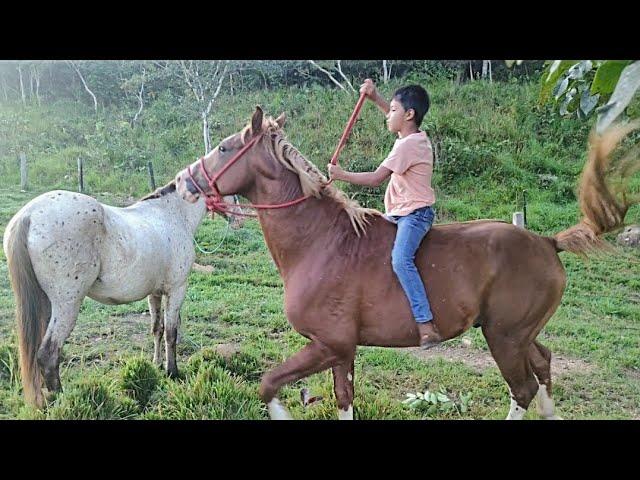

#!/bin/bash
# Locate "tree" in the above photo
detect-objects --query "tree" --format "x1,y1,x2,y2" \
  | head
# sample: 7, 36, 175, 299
120, 62, 149, 126
536, 60, 640, 132
68, 60, 98, 112
17, 62, 26, 106
178, 60, 229, 154
308, 60, 357, 93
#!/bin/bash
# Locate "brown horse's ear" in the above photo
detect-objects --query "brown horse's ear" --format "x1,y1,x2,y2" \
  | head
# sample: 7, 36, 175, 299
251, 106, 264, 137
275, 112, 286, 128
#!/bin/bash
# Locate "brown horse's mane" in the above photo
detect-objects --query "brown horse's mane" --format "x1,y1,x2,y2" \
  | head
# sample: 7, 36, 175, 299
241, 116, 381, 236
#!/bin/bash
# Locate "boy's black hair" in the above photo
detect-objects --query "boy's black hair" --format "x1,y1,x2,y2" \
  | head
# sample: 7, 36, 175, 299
392, 85, 430, 127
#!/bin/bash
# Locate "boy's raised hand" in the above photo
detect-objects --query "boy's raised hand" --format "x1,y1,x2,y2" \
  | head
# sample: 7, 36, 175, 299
328, 163, 345, 180
360, 78, 377, 99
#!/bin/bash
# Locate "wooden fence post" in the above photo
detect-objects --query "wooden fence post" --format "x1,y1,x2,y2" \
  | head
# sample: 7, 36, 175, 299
147, 161, 156, 191
20, 153, 27, 191
512, 212, 525, 228
77, 157, 84, 193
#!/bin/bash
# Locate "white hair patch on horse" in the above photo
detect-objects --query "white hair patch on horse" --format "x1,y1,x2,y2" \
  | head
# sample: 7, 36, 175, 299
268, 398, 293, 420
506, 398, 526, 420
338, 405, 353, 420
536, 385, 562, 420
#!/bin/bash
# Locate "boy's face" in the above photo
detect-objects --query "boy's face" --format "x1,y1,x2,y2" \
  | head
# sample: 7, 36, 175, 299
386, 99, 415, 133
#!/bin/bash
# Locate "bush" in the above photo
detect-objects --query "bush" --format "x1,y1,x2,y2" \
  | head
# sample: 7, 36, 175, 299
119, 357, 161, 408
48, 378, 138, 420
151, 364, 265, 420
0, 343, 19, 388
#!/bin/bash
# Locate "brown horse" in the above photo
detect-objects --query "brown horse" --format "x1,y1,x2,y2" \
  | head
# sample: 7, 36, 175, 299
173, 107, 639, 420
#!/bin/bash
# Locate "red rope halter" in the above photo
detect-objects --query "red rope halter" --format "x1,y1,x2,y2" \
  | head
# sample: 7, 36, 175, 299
187, 93, 367, 215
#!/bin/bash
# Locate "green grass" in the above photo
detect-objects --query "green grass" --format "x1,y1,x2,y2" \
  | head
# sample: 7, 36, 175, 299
0, 191, 637, 420
0, 77, 638, 419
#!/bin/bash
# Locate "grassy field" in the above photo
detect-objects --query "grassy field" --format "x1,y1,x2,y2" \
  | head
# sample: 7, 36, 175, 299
0, 77, 638, 419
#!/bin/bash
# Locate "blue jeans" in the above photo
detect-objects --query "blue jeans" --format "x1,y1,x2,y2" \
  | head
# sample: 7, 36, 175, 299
390, 206, 435, 323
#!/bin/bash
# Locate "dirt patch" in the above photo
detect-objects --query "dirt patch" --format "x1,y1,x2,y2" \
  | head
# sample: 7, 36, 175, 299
73, 312, 151, 357
626, 368, 640, 382
405, 343, 595, 377
110, 312, 150, 346
214, 343, 241, 359
192, 263, 215, 274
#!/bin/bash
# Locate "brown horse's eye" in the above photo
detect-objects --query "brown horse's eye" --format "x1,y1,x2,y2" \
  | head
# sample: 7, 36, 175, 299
219, 145, 226, 153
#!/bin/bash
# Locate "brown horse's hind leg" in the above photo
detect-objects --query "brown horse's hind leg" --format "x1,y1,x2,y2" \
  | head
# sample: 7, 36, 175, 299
259, 340, 343, 420
529, 340, 562, 419
148, 294, 163, 367
332, 356, 355, 420
482, 324, 539, 419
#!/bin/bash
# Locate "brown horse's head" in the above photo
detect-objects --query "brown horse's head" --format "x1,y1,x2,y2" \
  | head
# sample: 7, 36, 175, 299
175, 106, 286, 203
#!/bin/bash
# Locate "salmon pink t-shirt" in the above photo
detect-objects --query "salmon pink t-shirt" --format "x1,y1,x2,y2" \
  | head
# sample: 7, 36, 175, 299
381, 130, 435, 216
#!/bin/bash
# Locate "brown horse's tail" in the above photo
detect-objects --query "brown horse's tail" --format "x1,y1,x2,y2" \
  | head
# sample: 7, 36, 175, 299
554, 121, 640, 256
4, 215, 51, 408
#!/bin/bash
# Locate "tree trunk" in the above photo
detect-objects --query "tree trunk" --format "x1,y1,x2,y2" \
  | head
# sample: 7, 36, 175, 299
18, 64, 26, 106
309, 60, 347, 91
336, 61, 356, 93
133, 68, 145, 125
202, 112, 210, 155
482, 60, 488, 79
488, 60, 492, 82
1, 73, 8, 102
201, 63, 228, 154
179, 60, 228, 155
383, 60, 389, 83
29, 66, 34, 102
33, 65, 41, 105
133, 82, 144, 124
68, 61, 98, 112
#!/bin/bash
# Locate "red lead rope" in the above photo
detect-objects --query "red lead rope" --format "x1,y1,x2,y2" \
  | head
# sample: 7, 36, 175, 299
189, 92, 367, 214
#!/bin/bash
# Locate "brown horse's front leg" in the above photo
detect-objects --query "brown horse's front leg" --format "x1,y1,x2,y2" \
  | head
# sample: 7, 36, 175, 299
259, 340, 342, 420
332, 357, 355, 420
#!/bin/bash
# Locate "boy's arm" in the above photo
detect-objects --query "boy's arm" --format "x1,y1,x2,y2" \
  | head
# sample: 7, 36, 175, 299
370, 90, 390, 115
328, 163, 392, 187
360, 79, 390, 115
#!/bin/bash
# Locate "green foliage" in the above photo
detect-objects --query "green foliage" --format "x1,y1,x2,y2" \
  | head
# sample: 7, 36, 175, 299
0, 69, 639, 420
0, 343, 19, 389
591, 61, 634, 96
403, 387, 474, 417
47, 378, 138, 420
540, 60, 638, 122
148, 364, 265, 420
119, 356, 161, 408
539, 60, 581, 105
